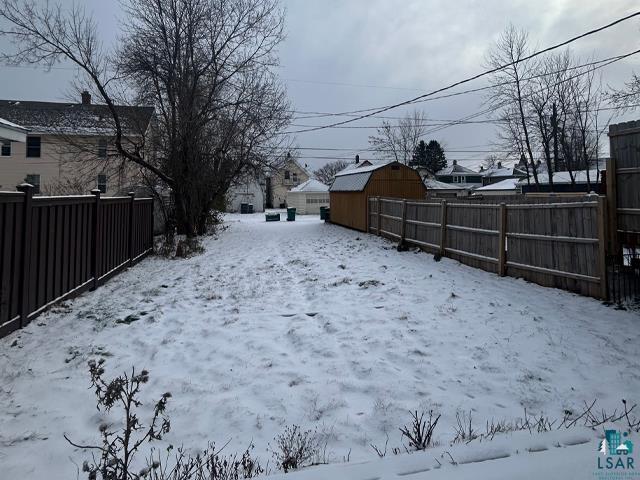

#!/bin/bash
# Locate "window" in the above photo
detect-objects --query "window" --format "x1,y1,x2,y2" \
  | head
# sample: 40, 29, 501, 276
26, 136, 41, 158
97, 139, 108, 158
292, 172, 298, 183
97, 174, 107, 194
25, 174, 40, 194
284, 170, 290, 180
1, 141, 10, 156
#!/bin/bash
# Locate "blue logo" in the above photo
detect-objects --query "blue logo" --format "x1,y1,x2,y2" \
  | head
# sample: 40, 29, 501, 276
596, 430, 636, 475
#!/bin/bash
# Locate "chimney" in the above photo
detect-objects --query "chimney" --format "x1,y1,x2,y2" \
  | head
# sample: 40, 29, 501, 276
452, 159, 457, 166
81, 90, 91, 105
479, 165, 484, 171
355, 154, 360, 164
497, 161, 502, 169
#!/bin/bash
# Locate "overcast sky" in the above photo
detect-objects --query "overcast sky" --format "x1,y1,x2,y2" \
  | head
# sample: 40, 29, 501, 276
1, 0, 639, 172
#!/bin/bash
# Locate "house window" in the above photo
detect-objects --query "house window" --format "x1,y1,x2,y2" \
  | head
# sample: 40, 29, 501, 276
97, 139, 108, 158
1, 140, 10, 156
284, 170, 290, 180
292, 172, 298, 183
26, 136, 41, 158
97, 174, 107, 194
25, 174, 41, 194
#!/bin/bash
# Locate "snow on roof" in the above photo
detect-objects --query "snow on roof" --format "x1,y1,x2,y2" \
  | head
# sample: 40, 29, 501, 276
423, 178, 465, 190
334, 160, 392, 177
331, 161, 396, 192
0, 117, 27, 132
519, 169, 602, 185
291, 179, 328, 192
436, 163, 479, 176
0, 99, 154, 136
481, 166, 526, 178
476, 178, 521, 191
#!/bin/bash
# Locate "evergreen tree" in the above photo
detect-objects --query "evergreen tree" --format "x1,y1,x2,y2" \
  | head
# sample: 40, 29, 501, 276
425, 140, 447, 173
411, 140, 429, 168
599, 438, 609, 455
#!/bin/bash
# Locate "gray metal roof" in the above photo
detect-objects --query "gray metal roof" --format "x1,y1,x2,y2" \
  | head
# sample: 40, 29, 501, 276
330, 171, 373, 192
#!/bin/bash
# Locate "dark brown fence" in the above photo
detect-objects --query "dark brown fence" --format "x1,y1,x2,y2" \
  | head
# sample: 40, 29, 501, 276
368, 196, 608, 299
0, 185, 153, 339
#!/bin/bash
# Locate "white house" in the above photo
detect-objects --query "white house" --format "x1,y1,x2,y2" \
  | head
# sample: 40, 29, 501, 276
286, 179, 329, 215
227, 175, 265, 213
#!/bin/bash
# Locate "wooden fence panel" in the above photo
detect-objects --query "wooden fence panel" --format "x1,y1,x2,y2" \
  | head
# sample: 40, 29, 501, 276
366, 196, 606, 299
0, 187, 154, 339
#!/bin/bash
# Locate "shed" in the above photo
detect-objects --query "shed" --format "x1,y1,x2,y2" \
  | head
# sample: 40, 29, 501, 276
286, 179, 330, 214
329, 161, 426, 231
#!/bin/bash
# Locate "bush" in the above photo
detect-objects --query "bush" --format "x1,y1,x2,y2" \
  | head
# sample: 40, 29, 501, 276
269, 425, 323, 473
399, 410, 440, 451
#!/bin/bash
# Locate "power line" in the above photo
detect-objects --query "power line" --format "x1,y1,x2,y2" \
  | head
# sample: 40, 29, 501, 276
284, 11, 640, 134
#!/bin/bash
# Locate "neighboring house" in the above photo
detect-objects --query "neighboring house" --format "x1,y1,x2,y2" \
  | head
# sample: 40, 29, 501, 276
473, 177, 521, 196
479, 162, 527, 186
423, 177, 468, 198
266, 155, 310, 208
286, 179, 329, 215
0, 93, 154, 195
435, 160, 483, 188
0, 117, 27, 144
519, 169, 605, 194
227, 174, 265, 213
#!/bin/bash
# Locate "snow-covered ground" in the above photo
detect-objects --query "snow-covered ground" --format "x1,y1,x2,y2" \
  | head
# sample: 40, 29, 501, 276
1, 213, 638, 478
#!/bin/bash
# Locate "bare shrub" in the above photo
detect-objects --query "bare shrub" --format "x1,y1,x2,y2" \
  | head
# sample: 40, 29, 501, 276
175, 238, 205, 258
65, 360, 172, 480
399, 410, 440, 451
452, 410, 478, 444
269, 425, 323, 472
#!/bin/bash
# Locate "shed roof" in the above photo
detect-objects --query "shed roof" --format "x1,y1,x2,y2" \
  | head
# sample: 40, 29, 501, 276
291, 179, 328, 192
475, 178, 520, 191
423, 178, 465, 190
330, 161, 394, 192
518, 169, 601, 185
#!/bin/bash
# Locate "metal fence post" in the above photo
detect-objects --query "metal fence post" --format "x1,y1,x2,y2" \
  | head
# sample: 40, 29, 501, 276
498, 203, 507, 276
439, 199, 448, 256
16, 183, 33, 328
597, 195, 609, 301
91, 189, 102, 290
128, 192, 135, 266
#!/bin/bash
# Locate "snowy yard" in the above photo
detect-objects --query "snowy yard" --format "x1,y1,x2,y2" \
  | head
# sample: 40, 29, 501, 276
1, 213, 639, 478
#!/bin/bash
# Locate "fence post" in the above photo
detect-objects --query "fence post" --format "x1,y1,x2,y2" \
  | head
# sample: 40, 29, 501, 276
605, 157, 618, 258
91, 189, 102, 291
377, 197, 382, 236
400, 199, 407, 246
498, 203, 507, 276
128, 192, 135, 267
439, 199, 448, 256
597, 195, 609, 301
16, 183, 33, 328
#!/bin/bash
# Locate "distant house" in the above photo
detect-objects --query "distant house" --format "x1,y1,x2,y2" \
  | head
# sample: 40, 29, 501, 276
286, 179, 329, 215
473, 177, 521, 196
0, 117, 27, 144
0, 93, 154, 195
227, 174, 265, 213
435, 160, 483, 188
423, 177, 468, 198
329, 161, 426, 231
479, 162, 527, 186
266, 155, 310, 208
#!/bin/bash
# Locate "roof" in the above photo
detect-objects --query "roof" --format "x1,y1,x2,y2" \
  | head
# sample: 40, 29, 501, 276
290, 179, 328, 192
423, 178, 465, 190
336, 160, 373, 175
481, 167, 526, 178
0, 116, 28, 142
0, 99, 154, 136
330, 161, 396, 192
335, 160, 391, 177
519, 169, 602, 185
436, 163, 479, 176
476, 178, 521, 191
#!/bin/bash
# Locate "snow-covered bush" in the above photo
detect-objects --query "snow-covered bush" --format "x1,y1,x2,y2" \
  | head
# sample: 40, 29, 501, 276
269, 425, 324, 472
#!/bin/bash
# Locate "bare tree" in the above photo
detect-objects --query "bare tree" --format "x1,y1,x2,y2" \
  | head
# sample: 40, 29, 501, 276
0, 0, 291, 236
368, 110, 427, 164
314, 159, 349, 185
486, 25, 540, 185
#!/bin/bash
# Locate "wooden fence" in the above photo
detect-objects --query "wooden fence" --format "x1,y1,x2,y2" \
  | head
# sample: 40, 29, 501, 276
368, 196, 608, 299
0, 185, 154, 339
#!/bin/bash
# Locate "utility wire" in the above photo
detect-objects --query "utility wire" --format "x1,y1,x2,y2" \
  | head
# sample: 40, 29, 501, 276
284, 11, 640, 134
